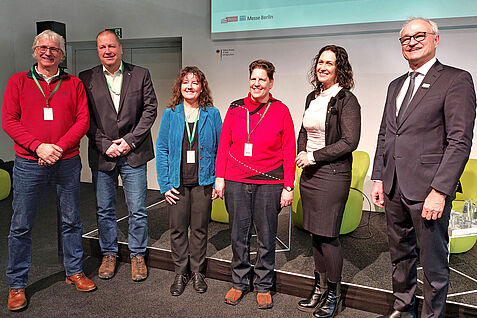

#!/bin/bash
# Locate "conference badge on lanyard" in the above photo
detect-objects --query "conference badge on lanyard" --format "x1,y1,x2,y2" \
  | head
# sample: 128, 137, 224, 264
185, 108, 200, 164
244, 143, 253, 157
244, 101, 271, 157
31, 67, 62, 121
44, 108, 53, 120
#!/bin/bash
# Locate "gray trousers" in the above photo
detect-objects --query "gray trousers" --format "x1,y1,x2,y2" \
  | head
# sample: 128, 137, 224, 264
385, 179, 453, 318
169, 185, 212, 274
224, 180, 282, 293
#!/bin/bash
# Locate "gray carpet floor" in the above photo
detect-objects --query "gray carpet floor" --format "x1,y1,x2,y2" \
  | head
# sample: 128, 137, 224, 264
0, 184, 378, 317
1, 182, 476, 316
97, 186, 477, 306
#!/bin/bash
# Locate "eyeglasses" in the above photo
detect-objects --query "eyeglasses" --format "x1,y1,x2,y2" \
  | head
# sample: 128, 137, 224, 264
35, 46, 62, 54
399, 32, 433, 45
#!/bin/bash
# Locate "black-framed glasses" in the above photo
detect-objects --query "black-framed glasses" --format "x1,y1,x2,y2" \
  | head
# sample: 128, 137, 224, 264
35, 46, 62, 54
399, 32, 433, 45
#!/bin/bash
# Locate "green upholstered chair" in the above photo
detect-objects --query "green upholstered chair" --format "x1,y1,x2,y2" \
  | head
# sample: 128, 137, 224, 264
291, 169, 304, 229
291, 151, 370, 235
449, 159, 477, 253
0, 169, 11, 200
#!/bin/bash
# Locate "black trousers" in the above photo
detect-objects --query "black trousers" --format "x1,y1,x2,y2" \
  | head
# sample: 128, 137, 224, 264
385, 178, 453, 318
169, 185, 212, 274
224, 180, 282, 293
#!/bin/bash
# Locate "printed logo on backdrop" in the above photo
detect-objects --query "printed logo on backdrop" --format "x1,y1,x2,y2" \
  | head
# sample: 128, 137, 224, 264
221, 15, 273, 24
216, 49, 235, 61
221, 16, 238, 24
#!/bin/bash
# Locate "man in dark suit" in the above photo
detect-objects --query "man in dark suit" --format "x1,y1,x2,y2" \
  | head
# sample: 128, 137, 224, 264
371, 18, 476, 318
79, 30, 157, 282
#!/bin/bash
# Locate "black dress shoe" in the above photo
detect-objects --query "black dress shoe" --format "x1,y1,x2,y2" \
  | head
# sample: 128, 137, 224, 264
170, 273, 189, 296
192, 272, 207, 293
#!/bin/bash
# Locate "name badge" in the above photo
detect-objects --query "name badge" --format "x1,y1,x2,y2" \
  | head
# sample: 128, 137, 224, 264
244, 143, 253, 157
422, 83, 430, 89
187, 150, 195, 163
44, 107, 53, 120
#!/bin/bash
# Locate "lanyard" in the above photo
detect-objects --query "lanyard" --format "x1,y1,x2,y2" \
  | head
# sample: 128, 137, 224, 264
31, 67, 62, 107
246, 101, 271, 142
106, 74, 123, 96
185, 108, 200, 148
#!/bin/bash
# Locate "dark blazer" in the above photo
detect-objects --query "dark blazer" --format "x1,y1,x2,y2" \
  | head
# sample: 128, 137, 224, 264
79, 62, 158, 171
371, 60, 476, 201
297, 88, 361, 173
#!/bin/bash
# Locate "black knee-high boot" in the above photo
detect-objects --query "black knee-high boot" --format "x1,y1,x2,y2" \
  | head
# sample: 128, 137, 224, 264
297, 272, 327, 312
313, 280, 341, 318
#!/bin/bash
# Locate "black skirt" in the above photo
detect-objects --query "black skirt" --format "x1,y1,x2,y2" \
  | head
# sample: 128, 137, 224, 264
300, 164, 351, 237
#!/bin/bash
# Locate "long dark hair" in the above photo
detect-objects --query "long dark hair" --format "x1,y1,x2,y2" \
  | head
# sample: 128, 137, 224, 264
168, 66, 214, 110
308, 45, 354, 92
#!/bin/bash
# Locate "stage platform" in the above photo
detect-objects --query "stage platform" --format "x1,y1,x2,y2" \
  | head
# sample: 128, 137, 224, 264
81, 187, 477, 317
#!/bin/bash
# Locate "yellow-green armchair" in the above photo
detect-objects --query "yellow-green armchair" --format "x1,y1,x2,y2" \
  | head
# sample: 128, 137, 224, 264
291, 151, 370, 235
449, 159, 477, 253
0, 169, 11, 201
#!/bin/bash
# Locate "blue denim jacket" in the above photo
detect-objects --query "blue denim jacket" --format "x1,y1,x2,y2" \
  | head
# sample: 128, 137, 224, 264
156, 103, 222, 194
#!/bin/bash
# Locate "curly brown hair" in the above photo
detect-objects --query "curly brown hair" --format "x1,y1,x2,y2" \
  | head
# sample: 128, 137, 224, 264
309, 45, 354, 92
168, 66, 214, 110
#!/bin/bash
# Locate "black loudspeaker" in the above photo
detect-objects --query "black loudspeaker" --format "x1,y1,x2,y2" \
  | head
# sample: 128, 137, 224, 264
36, 21, 67, 69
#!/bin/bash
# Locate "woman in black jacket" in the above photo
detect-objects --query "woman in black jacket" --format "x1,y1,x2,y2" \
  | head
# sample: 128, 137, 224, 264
295, 45, 361, 318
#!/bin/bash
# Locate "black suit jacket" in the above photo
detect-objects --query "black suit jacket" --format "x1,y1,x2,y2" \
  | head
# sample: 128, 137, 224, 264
297, 89, 361, 174
79, 62, 158, 171
372, 60, 476, 201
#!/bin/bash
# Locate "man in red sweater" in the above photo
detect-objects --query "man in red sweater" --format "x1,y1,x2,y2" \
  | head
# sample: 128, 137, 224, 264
2, 30, 95, 311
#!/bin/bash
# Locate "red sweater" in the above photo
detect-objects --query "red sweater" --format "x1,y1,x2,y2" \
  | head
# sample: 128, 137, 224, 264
2, 67, 90, 160
216, 94, 296, 187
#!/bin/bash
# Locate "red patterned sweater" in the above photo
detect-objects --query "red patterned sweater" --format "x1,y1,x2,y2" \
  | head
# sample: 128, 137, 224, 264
216, 93, 296, 188
2, 66, 89, 160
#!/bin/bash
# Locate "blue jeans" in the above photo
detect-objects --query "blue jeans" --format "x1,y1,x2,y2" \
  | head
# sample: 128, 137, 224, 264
7, 156, 84, 289
224, 180, 283, 293
92, 158, 147, 257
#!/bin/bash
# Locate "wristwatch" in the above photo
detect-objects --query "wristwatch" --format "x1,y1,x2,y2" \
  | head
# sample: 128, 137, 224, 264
284, 186, 294, 192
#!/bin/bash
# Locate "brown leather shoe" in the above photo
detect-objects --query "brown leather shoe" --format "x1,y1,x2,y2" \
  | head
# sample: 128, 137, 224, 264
8, 289, 26, 311
225, 287, 245, 306
65, 272, 97, 292
257, 291, 273, 309
98, 254, 116, 279
131, 255, 147, 281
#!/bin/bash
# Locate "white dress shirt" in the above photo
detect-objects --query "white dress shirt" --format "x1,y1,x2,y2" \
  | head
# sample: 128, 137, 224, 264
103, 62, 123, 113
395, 57, 436, 115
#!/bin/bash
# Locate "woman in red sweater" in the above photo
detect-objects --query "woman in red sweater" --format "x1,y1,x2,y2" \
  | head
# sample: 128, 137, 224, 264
215, 59, 296, 309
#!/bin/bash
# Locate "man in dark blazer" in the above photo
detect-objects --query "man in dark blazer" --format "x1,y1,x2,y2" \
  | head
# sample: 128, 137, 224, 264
371, 18, 476, 318
79, 30, 157, 282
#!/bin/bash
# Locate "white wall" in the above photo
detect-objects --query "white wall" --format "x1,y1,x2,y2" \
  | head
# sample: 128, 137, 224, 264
1, 0, 477, 199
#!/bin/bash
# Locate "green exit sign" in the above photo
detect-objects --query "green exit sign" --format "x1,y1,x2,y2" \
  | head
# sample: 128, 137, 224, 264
105, 28, 122, 38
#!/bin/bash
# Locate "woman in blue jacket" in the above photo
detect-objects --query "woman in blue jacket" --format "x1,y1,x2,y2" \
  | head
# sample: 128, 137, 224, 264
156, 66, 222, 296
